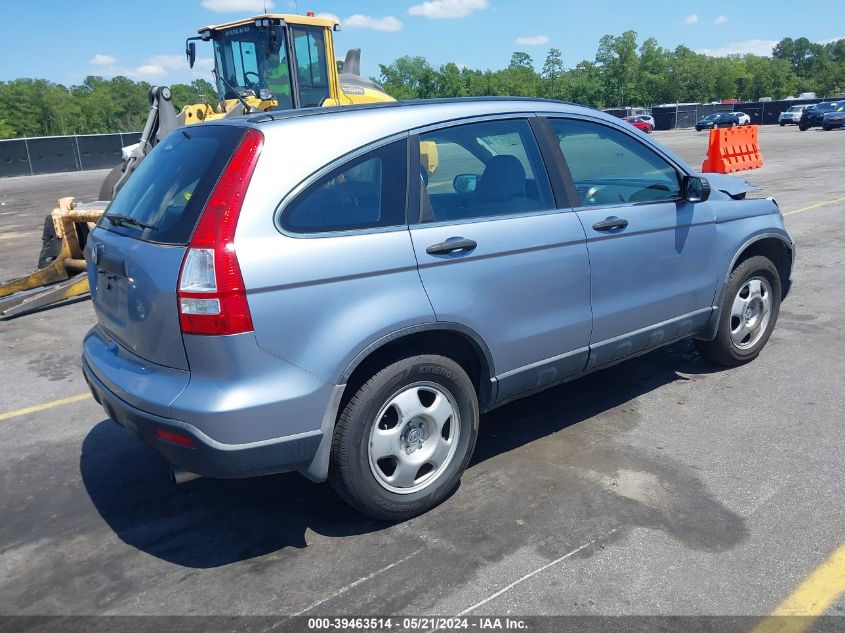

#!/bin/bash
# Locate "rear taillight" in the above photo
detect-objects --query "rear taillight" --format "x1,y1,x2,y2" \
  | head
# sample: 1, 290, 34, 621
155, 428, 196, 448
178, 128, 263, 336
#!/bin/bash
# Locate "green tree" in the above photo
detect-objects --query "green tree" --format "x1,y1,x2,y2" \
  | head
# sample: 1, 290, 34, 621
378, 56, 437, 99
596, 30, 639, 106
541, 48, 565, 99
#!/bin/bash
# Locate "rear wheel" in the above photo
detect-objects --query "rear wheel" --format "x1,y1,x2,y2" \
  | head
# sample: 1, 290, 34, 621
329, 355, 479, 520
823, 124, 832, 131
695, 255, 781, 367
779, 122, 785, 126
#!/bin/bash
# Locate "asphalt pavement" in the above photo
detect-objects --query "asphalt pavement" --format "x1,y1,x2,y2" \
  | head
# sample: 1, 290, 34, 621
0, 125, 843, 621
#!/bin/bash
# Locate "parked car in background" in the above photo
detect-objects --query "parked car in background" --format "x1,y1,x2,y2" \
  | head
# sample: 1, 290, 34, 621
734, 112, 751, 125
779, 105, 809, 126
800, 102, 843, 130
695, 112, 747, 131
624, 115, 654, 133
81, 98, 794, 520
695, 113, 720, 131
822, 105, 845, 130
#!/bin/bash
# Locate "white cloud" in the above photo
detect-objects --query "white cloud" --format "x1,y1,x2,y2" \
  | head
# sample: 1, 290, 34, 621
148, 54, 188, 70
201, 0, 273, 12
193, 57, 215, 71
697, 39, 779, 57
820, 36, 844, 44
515, 35, 550, 46
714, 15, 728, 25
136, 64, 168, 78
344, 15, 403, 31
87, 52, 209, 81
685, 14, 699, 25
90, 54, 116, 66
408, 0, 488, 19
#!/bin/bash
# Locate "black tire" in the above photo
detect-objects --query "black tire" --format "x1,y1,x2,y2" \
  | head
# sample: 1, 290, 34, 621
98, 164, 124, 201
329, 355, 479, 520
823, 124, 831, 131
799, 123, 807, 131
779, 122, 785, 127
695, 255, 781, 367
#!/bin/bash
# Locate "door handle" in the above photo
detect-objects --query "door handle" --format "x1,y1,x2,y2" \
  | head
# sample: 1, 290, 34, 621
426, 237, 477, 255
592, 217, 629, 232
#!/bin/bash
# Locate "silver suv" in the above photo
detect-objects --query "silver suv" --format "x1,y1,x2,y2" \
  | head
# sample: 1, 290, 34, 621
82, 99, 794, 519
779, 104, 808, 126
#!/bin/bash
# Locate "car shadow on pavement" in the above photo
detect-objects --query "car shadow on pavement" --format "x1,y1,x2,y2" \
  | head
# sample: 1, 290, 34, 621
80, 422, 386, 568
81, 339, 736, 569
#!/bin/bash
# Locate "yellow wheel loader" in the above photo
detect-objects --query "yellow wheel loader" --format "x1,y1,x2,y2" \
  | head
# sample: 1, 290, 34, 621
0, 12, 393, 317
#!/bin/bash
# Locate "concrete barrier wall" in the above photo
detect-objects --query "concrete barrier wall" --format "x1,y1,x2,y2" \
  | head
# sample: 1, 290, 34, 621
0, 132, 141, 178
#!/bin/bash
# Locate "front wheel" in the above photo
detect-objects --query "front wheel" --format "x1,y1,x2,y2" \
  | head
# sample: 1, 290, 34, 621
329, 355, 479, 520
695, 255, 781, 367
799, 123, 807, 131
823, 124, 832, 131
779, 122, 785, 127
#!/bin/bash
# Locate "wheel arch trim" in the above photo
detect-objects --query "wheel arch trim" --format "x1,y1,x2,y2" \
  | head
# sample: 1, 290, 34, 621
302, 322, 496, 483
699, 230, 794, 341
339, 321, 496, 389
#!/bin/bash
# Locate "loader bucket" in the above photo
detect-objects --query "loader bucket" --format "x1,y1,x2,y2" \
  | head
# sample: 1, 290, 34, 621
0, 197, 105, 317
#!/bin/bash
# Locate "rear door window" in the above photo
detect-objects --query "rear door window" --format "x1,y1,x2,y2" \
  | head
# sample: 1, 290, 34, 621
99, 125, 246, 245
419, 119, 554, 222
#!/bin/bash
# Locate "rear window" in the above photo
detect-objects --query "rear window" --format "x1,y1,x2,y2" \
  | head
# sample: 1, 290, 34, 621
99, 125, 246, 244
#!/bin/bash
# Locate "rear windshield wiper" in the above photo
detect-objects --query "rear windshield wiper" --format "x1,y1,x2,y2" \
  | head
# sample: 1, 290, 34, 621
105, 214, 157, 231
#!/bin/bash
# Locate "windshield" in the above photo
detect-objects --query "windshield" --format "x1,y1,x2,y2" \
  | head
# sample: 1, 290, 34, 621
815, 103, 837, 112
787, 106, 803, 112
212, 24, 294, 109
703, 114, 718, 121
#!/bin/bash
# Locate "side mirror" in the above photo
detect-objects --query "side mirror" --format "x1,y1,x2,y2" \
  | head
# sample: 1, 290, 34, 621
683, 175, 711, 203
186, 41, 196, 69
453, 174, 478, 193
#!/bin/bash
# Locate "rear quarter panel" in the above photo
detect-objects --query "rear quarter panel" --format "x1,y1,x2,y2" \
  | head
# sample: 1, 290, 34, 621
233, 120, 435, 384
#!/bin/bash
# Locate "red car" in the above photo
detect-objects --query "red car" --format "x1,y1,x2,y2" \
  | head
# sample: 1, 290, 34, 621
624, 115, 654, 133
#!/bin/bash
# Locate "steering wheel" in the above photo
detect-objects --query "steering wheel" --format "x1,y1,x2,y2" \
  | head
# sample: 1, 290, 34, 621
244, 71, 261, 89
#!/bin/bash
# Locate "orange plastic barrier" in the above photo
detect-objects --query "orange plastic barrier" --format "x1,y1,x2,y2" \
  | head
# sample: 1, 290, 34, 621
701, 125, 763, 174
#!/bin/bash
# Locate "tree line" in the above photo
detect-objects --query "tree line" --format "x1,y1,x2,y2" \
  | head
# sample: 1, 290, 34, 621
0, 76, 217, 139
1, 34, 842, 139
379, 34, 844, 108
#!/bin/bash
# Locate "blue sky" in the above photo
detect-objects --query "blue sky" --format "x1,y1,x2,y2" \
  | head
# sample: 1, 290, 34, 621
0, 0, 841, 86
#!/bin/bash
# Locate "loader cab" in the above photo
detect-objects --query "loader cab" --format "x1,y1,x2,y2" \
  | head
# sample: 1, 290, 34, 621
201, 15, 337, 111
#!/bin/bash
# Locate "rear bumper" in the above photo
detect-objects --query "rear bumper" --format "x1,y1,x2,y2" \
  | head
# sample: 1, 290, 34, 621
83, 356, 323, 479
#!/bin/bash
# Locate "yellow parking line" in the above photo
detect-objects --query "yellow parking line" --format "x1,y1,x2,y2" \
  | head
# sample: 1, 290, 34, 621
0, 393, 92, 421
751, 542, 845, 633
783, 196, 845, 216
